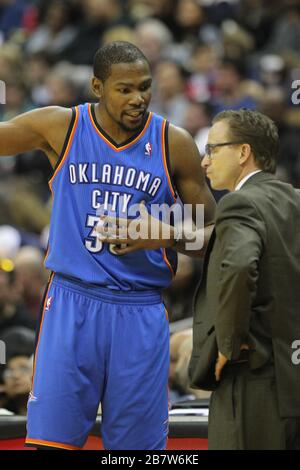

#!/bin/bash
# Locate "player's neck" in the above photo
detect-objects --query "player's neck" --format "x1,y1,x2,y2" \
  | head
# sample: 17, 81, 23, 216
94, 103, 143, 145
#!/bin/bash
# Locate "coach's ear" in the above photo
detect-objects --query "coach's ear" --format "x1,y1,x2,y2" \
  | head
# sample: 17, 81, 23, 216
239, 143, 252, 165
91, 77, 103, 99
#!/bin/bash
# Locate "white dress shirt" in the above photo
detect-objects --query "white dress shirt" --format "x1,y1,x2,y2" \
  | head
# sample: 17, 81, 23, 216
235, 170, 262, 191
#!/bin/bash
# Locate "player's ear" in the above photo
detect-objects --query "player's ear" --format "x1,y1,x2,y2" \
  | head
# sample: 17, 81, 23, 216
91, 77, 103, 99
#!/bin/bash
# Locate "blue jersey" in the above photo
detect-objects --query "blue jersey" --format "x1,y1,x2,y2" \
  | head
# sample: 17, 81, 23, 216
45, 103, 177, 290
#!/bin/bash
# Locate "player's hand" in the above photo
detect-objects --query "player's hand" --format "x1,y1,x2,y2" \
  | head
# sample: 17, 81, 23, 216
95, 201, 175, 255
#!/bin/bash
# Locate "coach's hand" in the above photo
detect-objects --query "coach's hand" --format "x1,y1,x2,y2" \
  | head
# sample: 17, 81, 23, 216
215, 344, 250, 381
215, 351, 229, 382
96, 201, 175, 255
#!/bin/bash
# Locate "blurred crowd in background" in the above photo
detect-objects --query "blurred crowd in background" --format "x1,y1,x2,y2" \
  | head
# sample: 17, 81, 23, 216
1, 0, 300, 411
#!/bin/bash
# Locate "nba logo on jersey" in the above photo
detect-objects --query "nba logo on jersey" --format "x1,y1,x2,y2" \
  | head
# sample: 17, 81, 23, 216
45, 296, 53, 311
28, 391, 38, 403
144, 142, 152, 156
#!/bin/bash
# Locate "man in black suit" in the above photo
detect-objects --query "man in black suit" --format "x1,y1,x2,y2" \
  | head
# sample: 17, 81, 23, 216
189, 109, 300, 449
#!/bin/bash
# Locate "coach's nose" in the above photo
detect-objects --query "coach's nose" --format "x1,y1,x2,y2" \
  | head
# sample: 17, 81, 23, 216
201, 153, 210, 170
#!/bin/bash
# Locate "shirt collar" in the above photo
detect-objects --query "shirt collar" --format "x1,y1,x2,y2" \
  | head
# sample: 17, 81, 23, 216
235, 170, 262, 191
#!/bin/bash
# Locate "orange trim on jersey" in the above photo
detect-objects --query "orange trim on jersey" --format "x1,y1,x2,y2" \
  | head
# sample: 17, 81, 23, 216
31, 272, 54, 395
161, 120, 176, 202
44, 245, 50, 267
48, 106, 79, 190
25, 438, 80, 451
164, 306, 169, 321
163, 249, 175, 279
88, 103, 152, 152
43, 243, 50, 267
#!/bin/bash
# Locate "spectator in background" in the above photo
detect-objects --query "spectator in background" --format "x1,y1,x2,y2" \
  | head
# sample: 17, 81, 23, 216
102, 24, 136, 46
0, 197, 13, 227
0, 264, 35, 335
237, 0, 281, 51
0, 225, 21, 259
14, 246, 48, 322
259, 86, 300, 186
0, 326, 35, 416
129, 0, 178, 36
2, 177, 51, 234
0, 0, 32, 40
221, 19, 255, 61
23, 52, 52, 106
58, 0, 131, 65
182, 101, 212, 156
212, 58, 259, 114
1, 354, 33, 415
135, 18, 173, 72
169, 329, 210, 405
174, 0, 219, 45
265, 1, 300, 62
151, 60, 190, 126
258, 54, 287, 90
45, 67, 80, 107
187, 42, 220, 103
24, 0, 78, 62
0, 77, 34, 121
163, 253, 201, 323
0, 43, 23, 81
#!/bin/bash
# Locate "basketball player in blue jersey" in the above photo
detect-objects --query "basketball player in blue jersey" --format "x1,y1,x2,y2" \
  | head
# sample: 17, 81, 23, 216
0, 41, 215, 450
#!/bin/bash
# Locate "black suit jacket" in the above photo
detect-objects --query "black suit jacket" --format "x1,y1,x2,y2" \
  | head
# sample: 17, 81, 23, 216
189, 172, 300, 418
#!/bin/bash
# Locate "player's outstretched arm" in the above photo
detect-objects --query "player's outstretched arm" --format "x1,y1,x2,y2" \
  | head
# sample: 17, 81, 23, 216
0, 106, 73, 166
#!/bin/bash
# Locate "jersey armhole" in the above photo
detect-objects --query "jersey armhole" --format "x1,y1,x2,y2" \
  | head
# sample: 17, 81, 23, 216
48, 106, 77, 184
163, 120, 178, 201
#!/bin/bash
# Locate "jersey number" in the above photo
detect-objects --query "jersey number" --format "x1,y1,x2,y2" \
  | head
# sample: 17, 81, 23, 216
84, 215, 125, 255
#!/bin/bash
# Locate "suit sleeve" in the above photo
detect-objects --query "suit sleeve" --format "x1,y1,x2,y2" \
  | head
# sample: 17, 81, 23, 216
214, 192, 267, 360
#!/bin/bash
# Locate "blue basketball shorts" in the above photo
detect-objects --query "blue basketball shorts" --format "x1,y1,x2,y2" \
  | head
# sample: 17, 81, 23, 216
26, 273, 170, 450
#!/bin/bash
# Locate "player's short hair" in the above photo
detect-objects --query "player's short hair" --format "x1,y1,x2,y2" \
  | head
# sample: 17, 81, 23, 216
93, 41, 149, 82
213, 109, 279, 174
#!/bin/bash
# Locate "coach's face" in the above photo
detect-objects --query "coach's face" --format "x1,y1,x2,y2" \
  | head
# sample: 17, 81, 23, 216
96, 60, 152, 132
201, 120, 245, 192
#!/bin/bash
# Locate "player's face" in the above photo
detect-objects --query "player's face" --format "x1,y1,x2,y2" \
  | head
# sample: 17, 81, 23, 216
100, 61, 152, 132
